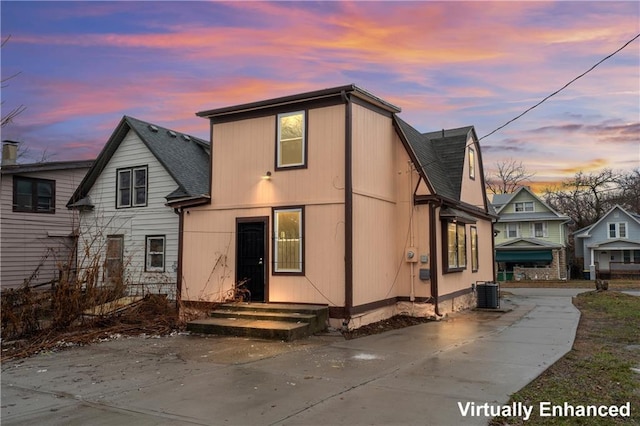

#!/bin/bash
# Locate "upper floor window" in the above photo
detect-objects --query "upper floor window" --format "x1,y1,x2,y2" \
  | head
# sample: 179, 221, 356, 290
117, 166, 147, 208
514, 201, 534, 213
445, 221, 466, 272
506, 223, 520, 238
608, 222, 627, 239
276, 111, 306, 169
468, 147, 475, 179
273, 207, 304, 274
532, 222, 548, 238
13, 176, 55, 214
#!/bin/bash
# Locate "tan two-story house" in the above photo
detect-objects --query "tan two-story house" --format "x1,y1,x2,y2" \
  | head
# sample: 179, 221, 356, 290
175, 85, 495, 329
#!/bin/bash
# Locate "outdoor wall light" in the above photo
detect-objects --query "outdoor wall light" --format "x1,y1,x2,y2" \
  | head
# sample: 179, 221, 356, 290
261, 171, 272, 180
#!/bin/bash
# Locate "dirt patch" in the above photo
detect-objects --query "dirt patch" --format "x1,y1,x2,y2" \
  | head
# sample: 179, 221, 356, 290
341, 315, 433, 340
1, 294, 180, 362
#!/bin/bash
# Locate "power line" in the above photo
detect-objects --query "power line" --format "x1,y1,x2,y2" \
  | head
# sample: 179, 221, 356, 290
479, 33, 640, 141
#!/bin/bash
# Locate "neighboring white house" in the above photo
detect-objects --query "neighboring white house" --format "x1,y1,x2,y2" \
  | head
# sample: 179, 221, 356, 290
1, 141, 93, 290
67, 116, 210, 298
574, 205, 640, 280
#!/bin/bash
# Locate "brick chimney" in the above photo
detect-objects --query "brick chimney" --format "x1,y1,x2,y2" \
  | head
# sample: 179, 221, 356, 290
1, 140, 19, 166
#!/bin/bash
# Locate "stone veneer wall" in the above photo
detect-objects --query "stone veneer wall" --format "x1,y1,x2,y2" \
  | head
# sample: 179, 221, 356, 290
513, 248, 567, 280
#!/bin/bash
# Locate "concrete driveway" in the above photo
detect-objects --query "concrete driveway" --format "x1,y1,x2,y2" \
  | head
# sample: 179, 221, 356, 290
1, 288, 582, 426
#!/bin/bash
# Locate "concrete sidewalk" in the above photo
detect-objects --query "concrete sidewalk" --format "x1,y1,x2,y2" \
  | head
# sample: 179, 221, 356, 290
1, 289, 582, 426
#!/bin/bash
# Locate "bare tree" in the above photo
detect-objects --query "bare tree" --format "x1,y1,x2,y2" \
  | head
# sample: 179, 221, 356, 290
1, 35, 26, 128
614, 168, 640, 213
485, 158, 535, 194
543, 169, 621, 231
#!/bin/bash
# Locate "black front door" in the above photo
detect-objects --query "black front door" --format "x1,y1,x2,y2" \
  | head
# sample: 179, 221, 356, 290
236, 218, 267, 302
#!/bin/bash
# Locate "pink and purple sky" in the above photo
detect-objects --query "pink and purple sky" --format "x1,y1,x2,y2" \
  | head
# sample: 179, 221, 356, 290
2, 1, 639, 190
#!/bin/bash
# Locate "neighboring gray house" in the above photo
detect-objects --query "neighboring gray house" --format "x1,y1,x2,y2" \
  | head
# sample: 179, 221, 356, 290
67, 116, 209, 298
1, 141, 92, 289
574, 205, 640, 280
491, 187, 571, 281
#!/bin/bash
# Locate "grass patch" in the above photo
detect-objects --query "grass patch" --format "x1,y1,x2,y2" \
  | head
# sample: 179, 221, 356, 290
490, 291, 640, 425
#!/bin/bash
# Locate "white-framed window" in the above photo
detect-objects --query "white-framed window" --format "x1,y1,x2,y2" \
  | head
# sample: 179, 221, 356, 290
145, 235, 165, 272
470, 226, 479, 272
276, 111, 306, 169
468, 147, 475, 179
117, 166, 147, 208
506, 223, 520, 238
514, 201, 534, 213
532, 222, 548, 238
608, 222, 627, 238
273, 207, 304, 274
445, 221, 466, 271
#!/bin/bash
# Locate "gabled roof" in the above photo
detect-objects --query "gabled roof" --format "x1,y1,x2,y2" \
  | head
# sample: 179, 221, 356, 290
68, 116, 210, 208
574, 204, 640, 238
395, 118, 475, 202
491, 186, 569, 221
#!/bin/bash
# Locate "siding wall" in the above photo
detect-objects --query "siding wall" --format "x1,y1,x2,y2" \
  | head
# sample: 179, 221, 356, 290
494, 190, 567, 247
351, 104, 417, 306
78, 130, 179, 296
1, 167, 89, 289
182, 105, 346, 305
459, 138, 486, 209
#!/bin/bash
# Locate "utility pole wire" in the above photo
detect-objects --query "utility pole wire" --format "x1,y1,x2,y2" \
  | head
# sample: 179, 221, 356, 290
479, 33, 640, 141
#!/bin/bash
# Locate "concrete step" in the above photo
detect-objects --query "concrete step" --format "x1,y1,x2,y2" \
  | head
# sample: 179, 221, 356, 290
186, 317, 310, 342
187, 303, 329, 341
210, 309, 316, 323
218, 303, 327, 316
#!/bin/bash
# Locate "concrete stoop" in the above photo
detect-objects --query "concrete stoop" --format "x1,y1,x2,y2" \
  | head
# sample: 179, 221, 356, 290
186, 303, 329, 341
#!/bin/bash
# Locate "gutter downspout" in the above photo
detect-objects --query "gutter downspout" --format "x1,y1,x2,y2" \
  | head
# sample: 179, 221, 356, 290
428, 198, 443, 317
176, 207, 185, 310
342, 90, 353, 326
408, 161, 415, 302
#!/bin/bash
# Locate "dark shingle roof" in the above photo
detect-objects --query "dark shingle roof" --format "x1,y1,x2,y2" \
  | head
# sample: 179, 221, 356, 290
125, 116, 210, 200
395, 118, 473, 201
68, 116, 209, 207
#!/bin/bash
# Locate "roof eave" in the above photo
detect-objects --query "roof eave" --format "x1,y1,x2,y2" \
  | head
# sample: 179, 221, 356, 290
196, 84, 401, 119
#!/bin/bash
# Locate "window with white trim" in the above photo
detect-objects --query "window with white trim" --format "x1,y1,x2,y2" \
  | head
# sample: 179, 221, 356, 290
532, 222, 548, 238
608, 222, 627, 238
117, 166, 147, 208
276, 111, 306, 169
273, 207, 303, 273
470, 226, 479, 272
445, 221, 466, 271
468, 147, 475, 179
506, 223, 520, 238
514, 201, 534, 212
145, 235, 165, 272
